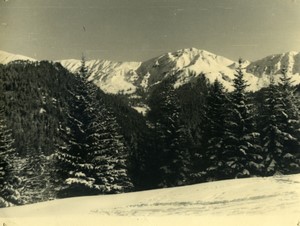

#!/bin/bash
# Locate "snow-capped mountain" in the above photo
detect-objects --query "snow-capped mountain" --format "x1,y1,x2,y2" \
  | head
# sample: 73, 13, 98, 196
59, 48, 261, 94
246, 51, 300, 87
247, 51, 300, 76
0, 50, 35, 64
60, 48, 300, 95
135, 48, 260, 92
2, 48, 300, 95
59, 59, 141, 94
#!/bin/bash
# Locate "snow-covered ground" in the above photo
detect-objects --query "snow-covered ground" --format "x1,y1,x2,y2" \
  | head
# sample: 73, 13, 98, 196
0, 174, 299, 226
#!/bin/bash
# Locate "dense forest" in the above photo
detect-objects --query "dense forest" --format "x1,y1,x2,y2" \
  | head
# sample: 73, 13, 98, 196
0, 58, 300, 207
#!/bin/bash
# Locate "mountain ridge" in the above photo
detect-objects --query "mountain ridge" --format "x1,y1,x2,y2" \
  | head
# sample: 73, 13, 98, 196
1, 48, 300, 95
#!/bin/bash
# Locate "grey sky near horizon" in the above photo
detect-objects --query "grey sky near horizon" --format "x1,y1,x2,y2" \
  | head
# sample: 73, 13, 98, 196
0, 0, 300, 62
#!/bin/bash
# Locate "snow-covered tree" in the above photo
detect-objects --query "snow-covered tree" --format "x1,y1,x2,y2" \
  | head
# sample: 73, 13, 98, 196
200, 79, 229, 181
148, 77, 192, 187
0, 106, 20, 207
221, 59, 263, 179
80, 56, 133, 193
54, 59, 97, 197
14, 147, 57, 203
261, 69, 300, 175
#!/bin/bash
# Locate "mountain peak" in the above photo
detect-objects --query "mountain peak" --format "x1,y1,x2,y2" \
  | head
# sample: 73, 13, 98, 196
247, 50, 300, 76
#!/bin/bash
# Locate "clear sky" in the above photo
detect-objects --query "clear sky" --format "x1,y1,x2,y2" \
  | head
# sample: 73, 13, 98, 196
0, 0, 300, 62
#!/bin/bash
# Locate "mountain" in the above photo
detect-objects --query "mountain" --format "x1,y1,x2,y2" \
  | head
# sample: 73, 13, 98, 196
2, 48, 300, 97
58, 48, 300, 97
246, 51, 300, 86
0, 50, 35, 64
59, 59, 141, 94
59, 48, 260, 95
0, 173, 299, 226
247, 51, 300, 76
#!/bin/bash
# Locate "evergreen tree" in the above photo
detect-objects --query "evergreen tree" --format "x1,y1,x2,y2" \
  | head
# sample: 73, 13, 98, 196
80, 56, 133, 193
15, 147, 56, 203
54, 59, 97, 197
278, 68, 300, 173
221, 59, 263, 179
0, 100, 20, 207
260, 77, 286, 175
261, 68, 300, 175
200, 79, 229, 181
148, 77, 192, 187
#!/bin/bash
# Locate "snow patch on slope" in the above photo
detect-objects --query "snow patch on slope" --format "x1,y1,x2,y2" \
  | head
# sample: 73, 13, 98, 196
0, 50, 35, 64
59, 59, 141, 94
246, 51, 300, 87
136, 48, 260, 92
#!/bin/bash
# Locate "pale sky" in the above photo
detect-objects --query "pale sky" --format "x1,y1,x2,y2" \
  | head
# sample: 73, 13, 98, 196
0, 0, 300, 62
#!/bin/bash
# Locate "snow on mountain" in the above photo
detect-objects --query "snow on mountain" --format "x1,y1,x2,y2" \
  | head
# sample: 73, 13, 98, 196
59, 48, 261, 94
0, 174, 299, 226
59, 59, 141, 94
0, 50, 35, 64
137, 48, 235, 91
2, 48, 300, 95
246, 51, 300, 87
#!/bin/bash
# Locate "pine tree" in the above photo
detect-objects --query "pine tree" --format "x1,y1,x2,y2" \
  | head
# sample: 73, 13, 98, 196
278, 68, 300, 173
80, 56, 133, 193
221, 59, 263, 179
0, 104, 20, 207
148, 77, 192, 187
261, 68, 300, 175
201, 79, 229, 181
54, 59, 96, 198
15, 147, 56, 204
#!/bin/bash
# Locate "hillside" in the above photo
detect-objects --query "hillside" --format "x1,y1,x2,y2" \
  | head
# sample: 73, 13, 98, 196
0, 174, 299, 226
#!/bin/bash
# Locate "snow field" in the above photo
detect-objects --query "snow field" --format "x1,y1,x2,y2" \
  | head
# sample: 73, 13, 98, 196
0, 174, 299, 226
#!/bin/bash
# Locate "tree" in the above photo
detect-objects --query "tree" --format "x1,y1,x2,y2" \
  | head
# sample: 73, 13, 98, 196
54, 58, 97, 198
147, 77, 192, 187
261, 68, 300, 175
80, 55, 133, 193
0, 100, 20, 207
15, 147, 57, 204
200, 79, 229, 181
221, 59, 263, 179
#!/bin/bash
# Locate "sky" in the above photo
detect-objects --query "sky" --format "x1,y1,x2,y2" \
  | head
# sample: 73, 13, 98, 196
0, 0, 300, 62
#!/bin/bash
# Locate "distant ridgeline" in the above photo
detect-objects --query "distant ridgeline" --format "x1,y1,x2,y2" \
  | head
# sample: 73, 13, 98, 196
0, 59, 300, 207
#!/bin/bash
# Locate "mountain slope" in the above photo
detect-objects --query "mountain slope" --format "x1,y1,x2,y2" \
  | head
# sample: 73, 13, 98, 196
2, 49, 300, 95
0, 50, 35, 64
59, 59, 141, 94
0, 174, 299, 225
246, 51, 300, 87
59, 48, 260, 94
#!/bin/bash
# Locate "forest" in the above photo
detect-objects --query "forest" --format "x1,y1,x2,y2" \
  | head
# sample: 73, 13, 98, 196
0, 58, 300, 207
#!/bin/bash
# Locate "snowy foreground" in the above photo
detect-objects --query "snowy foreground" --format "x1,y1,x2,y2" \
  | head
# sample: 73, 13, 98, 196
0, 174, 300, 226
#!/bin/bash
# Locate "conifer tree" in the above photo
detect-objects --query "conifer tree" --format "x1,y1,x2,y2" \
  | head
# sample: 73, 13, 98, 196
201, 79, 229, 181
221, 59, 263, 179
261, 68, 300, 174
278, 68, 300, 173
0, 98, 20, 207
15, 147, 57, 203
54, 59, 96, 197
260, 77, 286, 175
80, 56, 133, 193
148, 77, 192, 187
